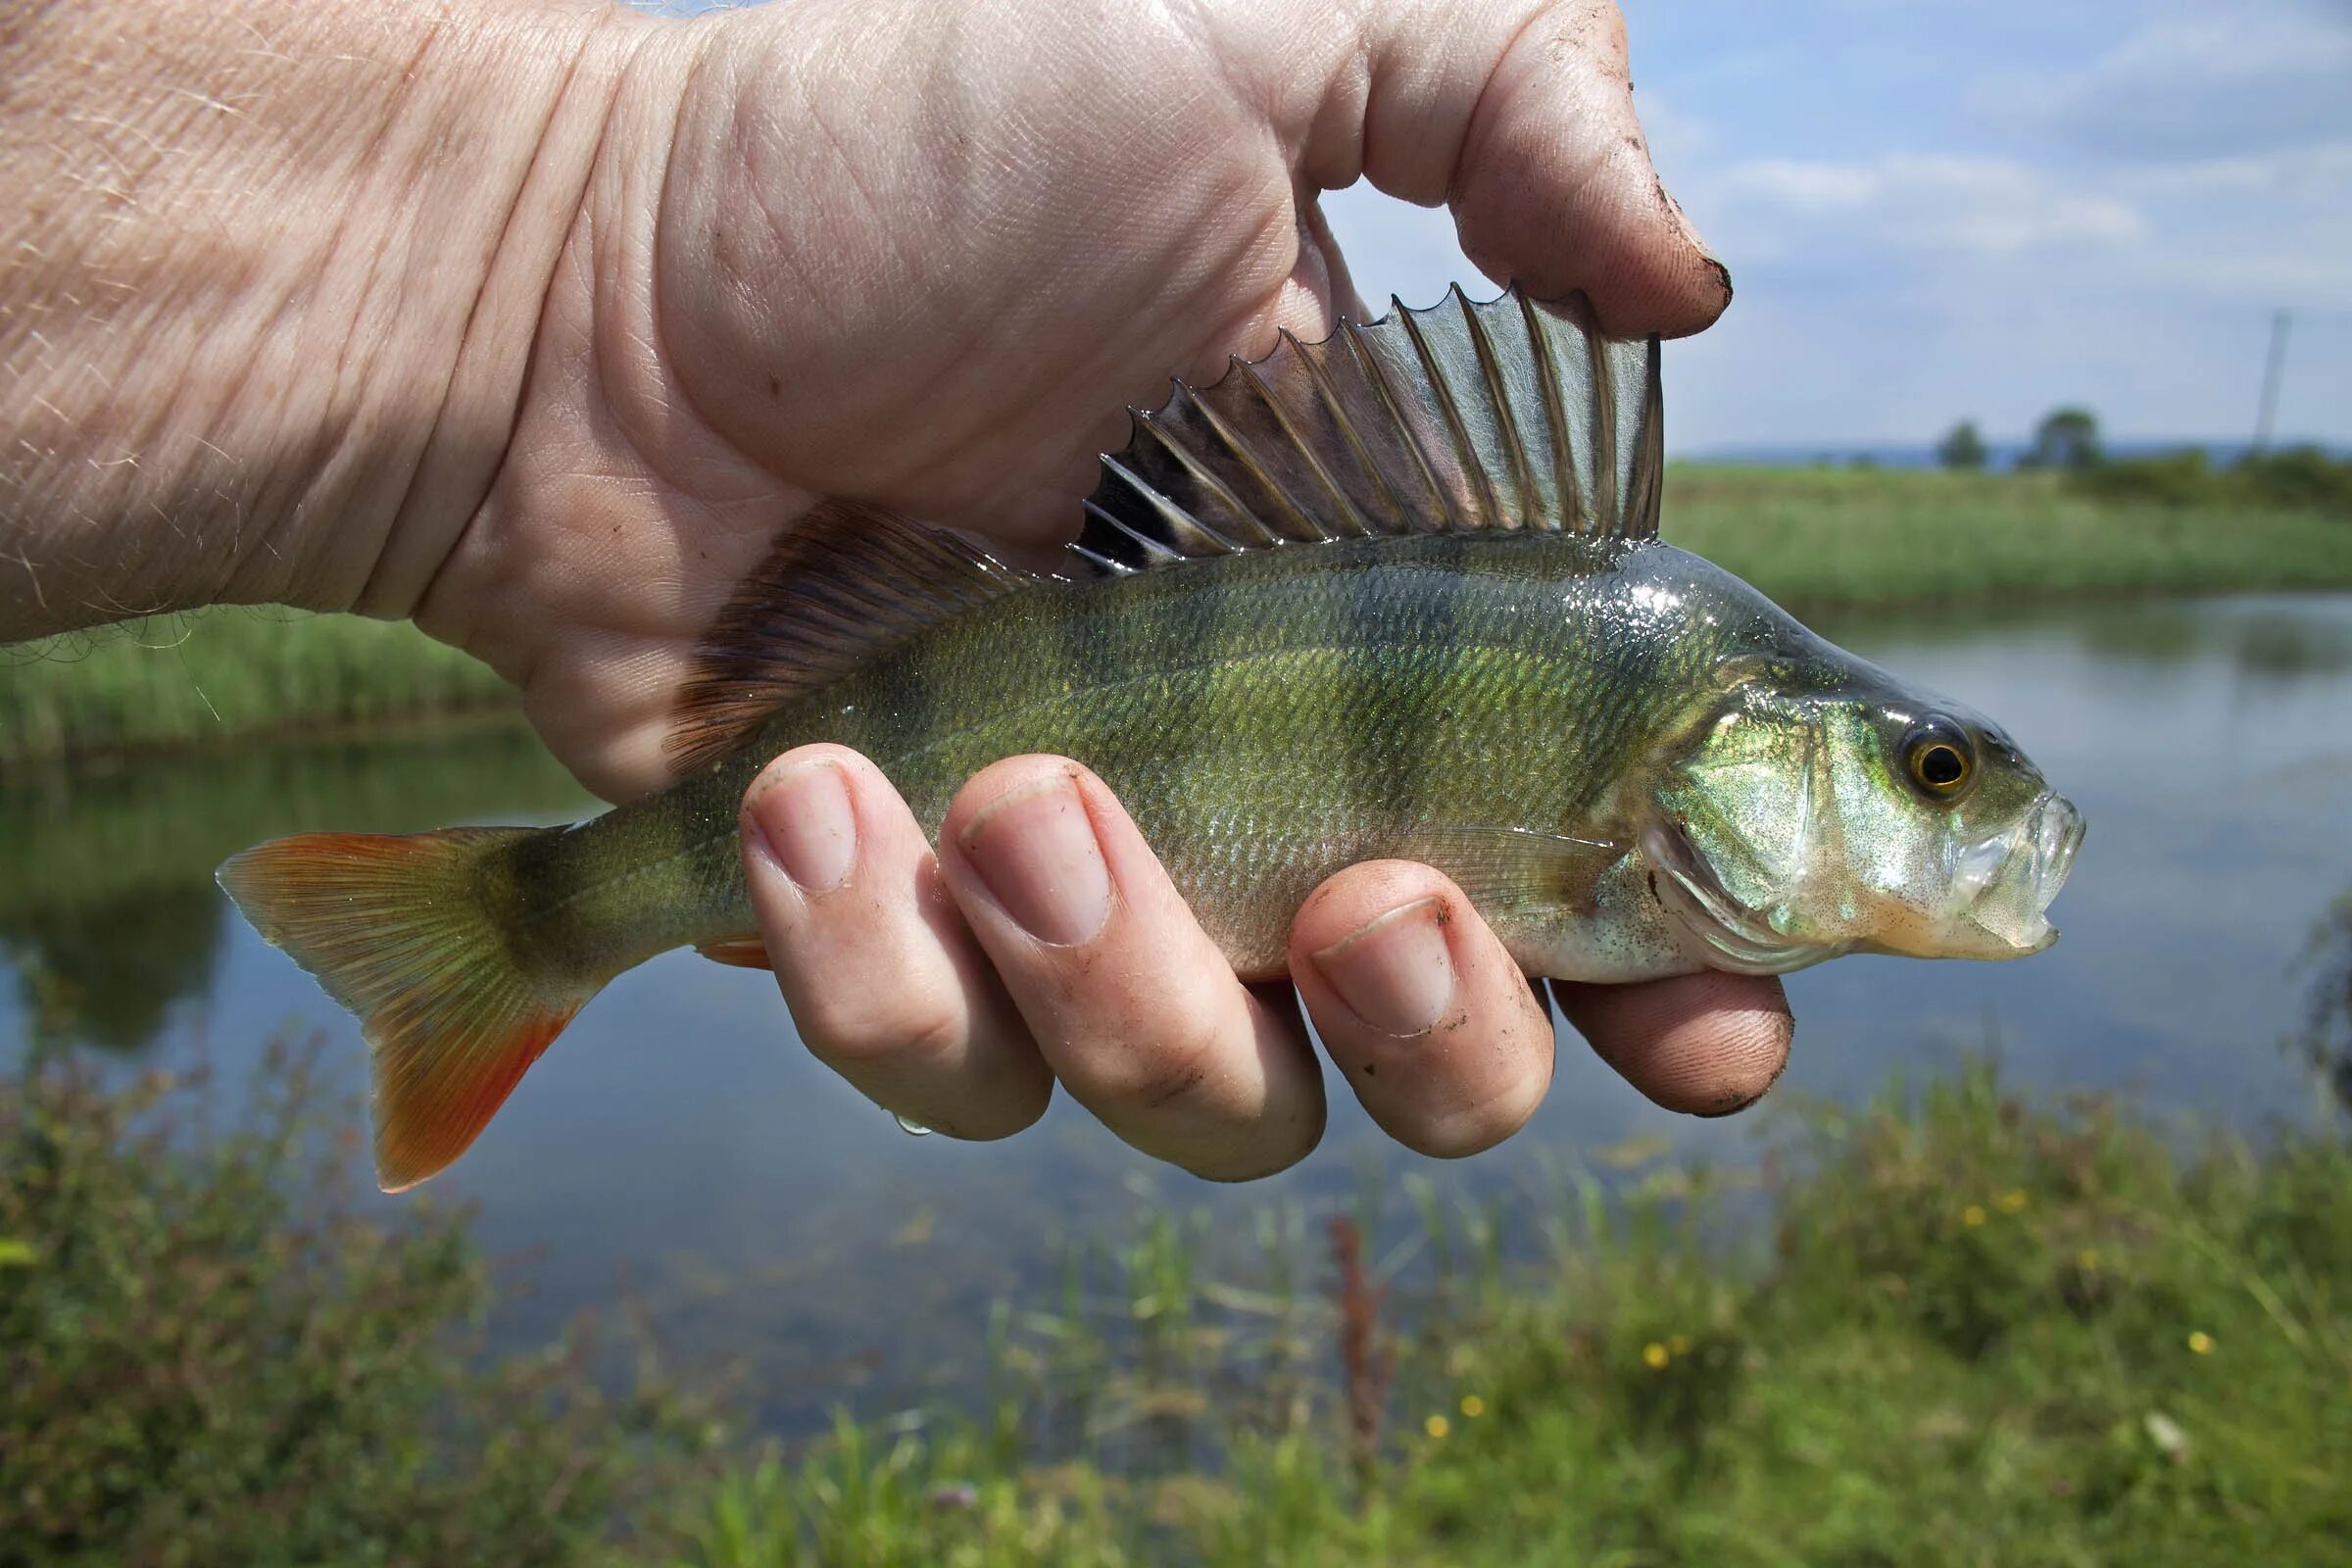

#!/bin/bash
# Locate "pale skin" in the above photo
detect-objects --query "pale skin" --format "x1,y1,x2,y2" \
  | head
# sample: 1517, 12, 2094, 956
1, 0, 1792, 1179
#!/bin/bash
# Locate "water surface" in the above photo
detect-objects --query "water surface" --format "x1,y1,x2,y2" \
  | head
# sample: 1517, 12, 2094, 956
6, 594, 2348, 1428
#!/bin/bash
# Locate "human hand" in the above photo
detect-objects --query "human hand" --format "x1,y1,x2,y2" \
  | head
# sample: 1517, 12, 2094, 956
413, 0, 1734, 797
400, 0, 1780, 1170
1, 0, 1784, 1174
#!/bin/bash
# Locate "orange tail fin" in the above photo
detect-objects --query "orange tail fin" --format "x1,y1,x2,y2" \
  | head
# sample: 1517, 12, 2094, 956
217, 828, 604, 1192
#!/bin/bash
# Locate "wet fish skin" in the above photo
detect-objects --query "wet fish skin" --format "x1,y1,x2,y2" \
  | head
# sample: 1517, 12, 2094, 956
217, 285, 2080, 1192
525, 525, 1786, 990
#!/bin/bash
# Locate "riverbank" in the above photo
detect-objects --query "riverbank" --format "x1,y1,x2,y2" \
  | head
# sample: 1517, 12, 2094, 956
5, 466, 2350, 767
8, 1054, 2346, 1566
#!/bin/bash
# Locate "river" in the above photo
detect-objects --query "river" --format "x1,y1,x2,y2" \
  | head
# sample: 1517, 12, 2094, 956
5, 592, 2349, 1431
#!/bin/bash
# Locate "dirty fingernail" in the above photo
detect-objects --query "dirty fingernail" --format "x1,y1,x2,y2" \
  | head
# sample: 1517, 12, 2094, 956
748, 760, 858, 893
1311, 896, 1455, 1037
958, 773, 1112, 946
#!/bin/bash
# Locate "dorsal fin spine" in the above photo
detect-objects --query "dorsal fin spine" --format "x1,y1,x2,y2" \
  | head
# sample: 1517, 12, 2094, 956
1234, 357, 1362, 542
1341, 317, 1454, 531
1632, 344, 1666, 534
1102, 451, 1245, 556
1286, 327, 1410, 537
1127, 417, 1263, 551
1519, 290, 1588, 532
1456, 285, 1542, 530
1083, 494, 1188, 564
1184, 368, 1320, 544
1396, 296, 1498, 530
1584, 318, 1622, 537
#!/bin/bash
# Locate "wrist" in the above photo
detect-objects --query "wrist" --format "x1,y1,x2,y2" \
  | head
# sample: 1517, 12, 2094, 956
0, 0, 657, 639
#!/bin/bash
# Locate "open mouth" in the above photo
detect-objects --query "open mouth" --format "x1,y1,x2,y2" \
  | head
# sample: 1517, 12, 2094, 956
1949, 791, 2084, 950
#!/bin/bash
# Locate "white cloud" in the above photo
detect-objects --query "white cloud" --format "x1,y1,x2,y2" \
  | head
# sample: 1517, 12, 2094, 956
1704, 154, 2147, 259
1980, 7, 2352, 160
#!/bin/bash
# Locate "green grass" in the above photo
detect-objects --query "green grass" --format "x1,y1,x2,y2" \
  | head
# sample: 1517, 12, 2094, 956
653, 1068, 2352, 1567
1662, 466, 2352, 613
10, 1049, 2348, 1566
0, 608, 513, 765
4, 468, 2348, 766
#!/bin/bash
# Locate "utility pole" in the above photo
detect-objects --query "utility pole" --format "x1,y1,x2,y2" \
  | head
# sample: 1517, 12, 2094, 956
2253, 309, 2290, 452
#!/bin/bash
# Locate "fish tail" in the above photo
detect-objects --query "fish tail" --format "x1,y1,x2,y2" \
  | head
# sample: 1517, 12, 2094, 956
217, 827, 603, 1193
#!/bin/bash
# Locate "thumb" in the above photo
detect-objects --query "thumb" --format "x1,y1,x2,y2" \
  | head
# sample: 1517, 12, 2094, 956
1298, 0, 1729, 338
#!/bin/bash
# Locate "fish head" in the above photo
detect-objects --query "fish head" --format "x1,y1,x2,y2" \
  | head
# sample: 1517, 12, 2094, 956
1646, 662, 2082, 974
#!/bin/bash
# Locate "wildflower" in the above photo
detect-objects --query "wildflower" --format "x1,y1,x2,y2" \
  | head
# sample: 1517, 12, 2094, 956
1962, 1204, 1987, 1228
1642, 1342, 1670, 1370
2186, 1331, 2213, 1355
1668, 1334, 1691, 1356
1425, 1414, 1450, 1440
2077, 1249, 2100, 1271
1997, 1189, 2029, 1213
1458, 1396, 1486, 1419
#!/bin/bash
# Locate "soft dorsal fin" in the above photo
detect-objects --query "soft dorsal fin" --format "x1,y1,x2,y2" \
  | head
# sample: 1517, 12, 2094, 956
667, 286, 1662, 770
1070, 284, 1663, 574
664, 499, 1034, 772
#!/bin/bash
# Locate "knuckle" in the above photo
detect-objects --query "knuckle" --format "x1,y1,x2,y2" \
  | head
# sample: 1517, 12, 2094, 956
1070, 1005, 1226, 1112
797, 988, 966, 1067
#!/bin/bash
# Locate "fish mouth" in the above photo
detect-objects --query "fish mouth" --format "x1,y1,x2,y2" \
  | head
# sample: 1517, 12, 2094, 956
1947, 791, 2084, 954
1641, 818, 1845, 977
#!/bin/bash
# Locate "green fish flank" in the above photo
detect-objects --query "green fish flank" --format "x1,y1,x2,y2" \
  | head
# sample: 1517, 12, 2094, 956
216, 287, 2082, 1190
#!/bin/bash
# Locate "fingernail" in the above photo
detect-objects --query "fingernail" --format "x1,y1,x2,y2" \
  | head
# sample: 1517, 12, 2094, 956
747, 760, 857, 892
1311, 896, 1455, 1038
957, 771, 1111, 946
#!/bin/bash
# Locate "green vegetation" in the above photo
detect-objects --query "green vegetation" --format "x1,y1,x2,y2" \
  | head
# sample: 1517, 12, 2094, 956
8, 1054, 2348, 1566
3, 466, 2349, 766
1, 1045, 726, 1567
2069, 446, 2352, 516
1663, 465, 2352, 614
0, 609, 513, 765
1934, 419, 1988, 471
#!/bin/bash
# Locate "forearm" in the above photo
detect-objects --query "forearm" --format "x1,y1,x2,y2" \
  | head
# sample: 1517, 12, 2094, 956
0, 0, 649, 640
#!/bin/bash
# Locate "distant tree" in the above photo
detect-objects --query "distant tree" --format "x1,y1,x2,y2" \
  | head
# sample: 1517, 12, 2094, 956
1936, 420, 1989, 470
2019, 407, 2103, 471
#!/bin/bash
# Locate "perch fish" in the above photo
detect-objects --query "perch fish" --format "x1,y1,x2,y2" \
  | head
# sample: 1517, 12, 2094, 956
220, 287, 2083, 1191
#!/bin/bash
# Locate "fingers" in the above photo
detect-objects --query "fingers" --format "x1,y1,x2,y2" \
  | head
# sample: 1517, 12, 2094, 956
1290, 861, 1554, 1158
741, 746, 1053, 1140
1318, 0, 1730, 337
746, 745, 1786, 1175
937, 758, 1328, 1182
1553, 970, 1793, 1117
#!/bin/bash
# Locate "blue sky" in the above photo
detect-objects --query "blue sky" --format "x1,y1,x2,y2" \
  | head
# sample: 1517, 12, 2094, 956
1324, 0, 2352, 452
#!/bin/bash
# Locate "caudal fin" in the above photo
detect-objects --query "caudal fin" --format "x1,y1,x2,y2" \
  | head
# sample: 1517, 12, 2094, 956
218, 828, 601, 1192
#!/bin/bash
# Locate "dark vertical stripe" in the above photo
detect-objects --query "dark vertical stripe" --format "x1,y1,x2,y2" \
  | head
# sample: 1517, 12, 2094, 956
1386, 534, 1472, 822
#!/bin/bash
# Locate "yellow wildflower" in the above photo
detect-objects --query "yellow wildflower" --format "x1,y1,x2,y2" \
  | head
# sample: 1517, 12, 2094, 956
1962, 1204, 1986, 1228
2077, 1249, 2100, 1271
1669, 1334, 1692, 1356
1458, 1396, 1486, 1419
2187, 1331, 2213, 1355
1997, 1189, 2029, 1213
1425, 1414, 1451, 1440
1642, 1342, 1670, 1370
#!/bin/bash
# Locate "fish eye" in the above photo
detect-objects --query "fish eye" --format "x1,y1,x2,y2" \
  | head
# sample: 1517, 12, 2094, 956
1901, 718, 1977, 800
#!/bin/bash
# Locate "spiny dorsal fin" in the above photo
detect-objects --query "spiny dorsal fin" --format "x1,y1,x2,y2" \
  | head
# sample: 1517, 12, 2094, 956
669, 286, 1661, 769
1072, 284, 1663, 574
664, 499, 1033, 772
